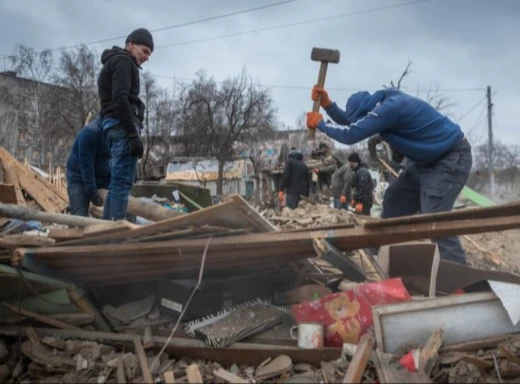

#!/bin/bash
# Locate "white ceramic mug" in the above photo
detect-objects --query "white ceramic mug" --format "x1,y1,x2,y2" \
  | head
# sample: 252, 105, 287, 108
290, 322, 324, 349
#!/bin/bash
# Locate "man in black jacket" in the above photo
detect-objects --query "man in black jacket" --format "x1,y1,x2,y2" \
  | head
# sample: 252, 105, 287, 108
279, 150, 309, 209
97, 28, 153, 220
348, 152, 374, 216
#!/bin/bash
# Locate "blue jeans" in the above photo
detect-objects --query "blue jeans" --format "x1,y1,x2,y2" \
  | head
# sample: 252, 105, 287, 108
333, 198, 349, 210
382, 139, 473, 264
103, 127, 138, 220
67, 179, 90, 217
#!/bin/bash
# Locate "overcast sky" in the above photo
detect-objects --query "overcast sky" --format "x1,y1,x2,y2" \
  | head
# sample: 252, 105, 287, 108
1, 0, 519, 147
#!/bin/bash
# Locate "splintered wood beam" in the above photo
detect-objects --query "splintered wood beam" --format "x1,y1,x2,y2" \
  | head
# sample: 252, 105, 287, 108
13, 206, 520, 284
343, 332, 375, 383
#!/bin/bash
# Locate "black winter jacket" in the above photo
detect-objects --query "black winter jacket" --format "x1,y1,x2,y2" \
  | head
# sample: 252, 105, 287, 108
280, 152, 309, 197
352, 162, 374, 205
97, 46, 145, 135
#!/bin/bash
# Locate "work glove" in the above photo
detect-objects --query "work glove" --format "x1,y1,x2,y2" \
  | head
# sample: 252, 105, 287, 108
278, 191, 285, 207
306, 112, 323, 130
90, 191, 104, 207
311, 85, 332, 108
340, 195, 347, 205
312, 168, 320, 174
355, 202, 363, 214
128, 133, 144, 159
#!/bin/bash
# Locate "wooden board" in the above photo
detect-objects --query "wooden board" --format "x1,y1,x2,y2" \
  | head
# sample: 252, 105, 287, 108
3, 166, 25, 206
342, 332, 375, 383
372, 292, 520, 354
0, 183, 17, 204
59, 194, 276, 246
0, 148, 67, 213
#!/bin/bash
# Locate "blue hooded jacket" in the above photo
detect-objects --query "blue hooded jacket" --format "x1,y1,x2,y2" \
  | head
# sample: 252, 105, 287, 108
66, 117, 110, 197
318, 88, 464, 163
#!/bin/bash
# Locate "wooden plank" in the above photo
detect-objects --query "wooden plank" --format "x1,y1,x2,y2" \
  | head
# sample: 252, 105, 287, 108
365, 200, 520, 228
163, 371, 175, 384
33, 172, 69, 204
1, 303, 81, 330
343, 332, 375, 383
133, 335, 153, 384
372, 292, 520, 354
0, 235, 55, 248
17, 212, 520, 284
58, 194, 276, 247
0, 183, 17, 204
117, 357, 127, 383
12, 162, 68, 213
419, 328, 443, 376
213, 368, 248, 383
3, 166, 25, 206
83, 220, 136, 237
186, 364, 203, 384
48, 228, 84, 241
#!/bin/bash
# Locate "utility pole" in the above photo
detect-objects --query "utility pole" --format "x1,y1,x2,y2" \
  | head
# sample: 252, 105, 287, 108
486, 85, 495, 198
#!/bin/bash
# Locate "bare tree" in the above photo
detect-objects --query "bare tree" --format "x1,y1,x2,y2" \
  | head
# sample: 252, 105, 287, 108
383, 60, 413, 90
53, 45, 100, 136
10, 45, 55, 167
186, 68, 277, 196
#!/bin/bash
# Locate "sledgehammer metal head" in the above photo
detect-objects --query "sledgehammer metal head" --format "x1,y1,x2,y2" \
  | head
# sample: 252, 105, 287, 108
311, 47, 340, 64
309, 47, 341, 139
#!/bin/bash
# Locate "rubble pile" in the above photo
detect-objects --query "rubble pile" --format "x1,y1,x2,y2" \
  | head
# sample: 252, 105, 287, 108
0, 147, 520, 383
261, 200, 355, 229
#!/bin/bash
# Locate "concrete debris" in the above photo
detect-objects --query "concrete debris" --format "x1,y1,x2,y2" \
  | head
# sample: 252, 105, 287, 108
261, 200, 355, 229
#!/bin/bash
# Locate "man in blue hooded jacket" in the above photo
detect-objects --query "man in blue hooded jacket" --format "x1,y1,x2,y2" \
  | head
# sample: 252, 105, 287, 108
66, 116, 110, 216
306, 86, 472, 265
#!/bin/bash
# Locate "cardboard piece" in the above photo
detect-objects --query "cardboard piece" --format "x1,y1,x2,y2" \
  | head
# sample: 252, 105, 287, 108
377, 242, 520, 295
377, 242, 439, 297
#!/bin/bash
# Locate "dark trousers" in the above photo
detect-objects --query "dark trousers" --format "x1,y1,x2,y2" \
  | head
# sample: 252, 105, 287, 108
103, 127, 138, 220
67, 180, 90, 217
286, 193, 301, 209
359, 203, 372, 216
382, 139, 472, 264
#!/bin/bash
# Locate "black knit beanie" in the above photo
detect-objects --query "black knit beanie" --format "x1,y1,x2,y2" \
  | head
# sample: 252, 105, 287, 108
348, 152, 361, 163
126, 28, 154, 52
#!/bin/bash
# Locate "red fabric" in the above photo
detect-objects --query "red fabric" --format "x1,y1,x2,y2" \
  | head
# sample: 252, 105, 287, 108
290, 278, 411, 347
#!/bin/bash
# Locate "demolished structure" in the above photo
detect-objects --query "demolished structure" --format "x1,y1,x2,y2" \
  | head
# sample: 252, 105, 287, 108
1, 146, 520, 383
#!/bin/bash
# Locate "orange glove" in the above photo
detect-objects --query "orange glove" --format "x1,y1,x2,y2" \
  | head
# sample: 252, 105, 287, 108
311, 85, 332, 108
278, 191, 285, 200
340, 195, 347, 205
355, 202, 363, 213
306, 112, 323, 130
312, 168, 320, 173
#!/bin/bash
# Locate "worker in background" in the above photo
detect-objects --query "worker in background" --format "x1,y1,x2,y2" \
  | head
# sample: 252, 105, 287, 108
313, 150, 353, 210
307, 85, 472, 265
368, 134, 409, 181
347, 152, 374, 216
98, 28, 153, 220
279, 150, 309, 209
65, 116, 110, 216
311, 142, 332, 160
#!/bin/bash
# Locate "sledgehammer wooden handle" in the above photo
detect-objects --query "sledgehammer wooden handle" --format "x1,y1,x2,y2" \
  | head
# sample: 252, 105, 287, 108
310, 62, 329, 139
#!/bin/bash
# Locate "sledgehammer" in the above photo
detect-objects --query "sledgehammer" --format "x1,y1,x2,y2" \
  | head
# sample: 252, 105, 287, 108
309, 47, 340, 139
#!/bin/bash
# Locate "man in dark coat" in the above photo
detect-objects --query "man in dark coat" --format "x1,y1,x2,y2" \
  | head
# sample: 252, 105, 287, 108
98, 28, 153, 220
347, 152, 374, 216
279, 150, 309, 209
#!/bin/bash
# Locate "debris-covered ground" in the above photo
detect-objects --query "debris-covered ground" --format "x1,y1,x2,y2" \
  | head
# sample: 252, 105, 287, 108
1, 147, 520, 383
